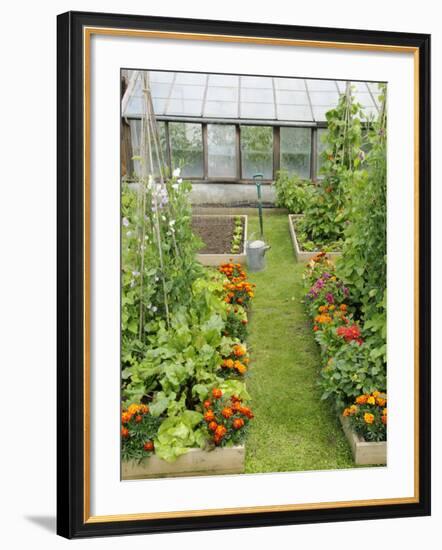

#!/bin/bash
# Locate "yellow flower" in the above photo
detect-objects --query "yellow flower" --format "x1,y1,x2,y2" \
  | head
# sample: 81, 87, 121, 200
367, 396, 376, 405
372, 391, 380, 398
364, 413, 375, 424
128, 403, 140, 415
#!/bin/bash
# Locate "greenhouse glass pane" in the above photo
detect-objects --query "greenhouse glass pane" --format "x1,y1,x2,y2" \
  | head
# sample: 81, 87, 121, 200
240, 126, 273, 179
280, 127, 311, 178
241, 87, 274, 102
277, 105, 313, 121
274, 78, 307, 91
309, 91, 339, 105
241, 76, 272, 88
316, 128, 328, 175
204, 101, 238, 118
175, 72, 207, 85
208, 74, 239, 86
151, 82, 173, 98
149, 71, 174, 83
306, 79, 338, 91
152, 98, 167, 115
169, 85, 206, 100
166, 99, 203, 116
241, 102, 275, 119
207, 124, 237, 178
129, 120, 168, 179
312, 105, 336, 122
169, 122, 204, 177
275, 90, 309, 105
206, 86, 238, 101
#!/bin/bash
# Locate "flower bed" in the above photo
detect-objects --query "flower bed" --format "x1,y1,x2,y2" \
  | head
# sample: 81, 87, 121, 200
288, 215, 341, 262
121, 170, 256, 478
192, 215, 248, 266
302, 252, 387, 462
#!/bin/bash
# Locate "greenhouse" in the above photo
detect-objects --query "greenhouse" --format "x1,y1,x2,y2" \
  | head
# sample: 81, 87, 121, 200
121, 70, 382, 204
120, 69, 387, 479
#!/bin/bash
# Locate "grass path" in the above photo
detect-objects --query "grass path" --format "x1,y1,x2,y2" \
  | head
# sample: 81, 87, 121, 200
244, 213, 354, 473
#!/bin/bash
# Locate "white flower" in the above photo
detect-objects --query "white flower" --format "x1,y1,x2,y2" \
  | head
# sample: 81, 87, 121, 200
152, 306, 158, 313
132, 271, 140, 277
172, 183, 179, 190
177, 178, 183, 184
122, 217, 129, 227
126, 231, 132, 237
155, 276, 159, 282
169, 219, 176, 226
172, 168, 181, 177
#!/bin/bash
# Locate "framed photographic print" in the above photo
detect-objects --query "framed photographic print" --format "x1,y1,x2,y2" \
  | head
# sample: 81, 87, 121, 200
57, 10, 431, 539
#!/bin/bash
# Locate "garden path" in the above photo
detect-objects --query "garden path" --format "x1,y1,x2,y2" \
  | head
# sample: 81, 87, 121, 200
244, 213, 354, 473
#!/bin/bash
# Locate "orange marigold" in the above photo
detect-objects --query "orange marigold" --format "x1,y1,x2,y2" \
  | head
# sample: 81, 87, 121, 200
355, 395, 369, 405
364, 413, 375, 424
233, 418, 245, 430
221, 407, 233, 419
204, 410, 215, 422
212, 388, 223, 399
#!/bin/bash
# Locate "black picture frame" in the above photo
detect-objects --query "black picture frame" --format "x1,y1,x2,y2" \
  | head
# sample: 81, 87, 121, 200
57, 10, 431, 539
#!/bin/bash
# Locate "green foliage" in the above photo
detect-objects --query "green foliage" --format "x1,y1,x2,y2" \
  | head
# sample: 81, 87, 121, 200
121, 174, 203, 365
274, 170, 313, 213
336, 84, 387, 366
299, 86, 365, 246
121, 407, 161, 462
231, 216, 244, 254
154, 410, 206, 462
319, 343, 386, 410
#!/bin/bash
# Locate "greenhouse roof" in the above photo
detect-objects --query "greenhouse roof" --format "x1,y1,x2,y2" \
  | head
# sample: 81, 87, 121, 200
122, 70, 383, 124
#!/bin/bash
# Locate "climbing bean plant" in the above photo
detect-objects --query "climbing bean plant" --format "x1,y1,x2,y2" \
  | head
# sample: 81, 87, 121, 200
299, 85, 365, 246
336, 84, 387, 366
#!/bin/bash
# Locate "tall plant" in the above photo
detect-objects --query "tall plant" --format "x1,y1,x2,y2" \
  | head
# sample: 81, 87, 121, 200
337, 84, 387, 365
299, 85, 364, 245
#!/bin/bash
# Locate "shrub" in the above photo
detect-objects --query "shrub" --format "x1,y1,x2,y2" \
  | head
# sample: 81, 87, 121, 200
319, 343, 386, 410
274, 170, 313, 213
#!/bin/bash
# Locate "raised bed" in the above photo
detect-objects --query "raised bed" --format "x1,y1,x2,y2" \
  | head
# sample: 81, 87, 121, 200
192, 214, 248, 266
288, 214, 341, 262
122, 445, 245, 480
340, 415, 387, 466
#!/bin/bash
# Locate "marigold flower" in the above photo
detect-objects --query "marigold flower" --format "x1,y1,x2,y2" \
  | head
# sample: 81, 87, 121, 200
372, 391, 380, 397
376, 397, 387, 407
135, 415, 142, 423
127, 403, 140, 415
233, 418, 245, 430
212, 388, 223, 399
121, 412, 131, 424
208, 421, 218, 432
339, 304, 347, 312
223, 358, 234, 369
121, 427, 129, 438
204, 410, 215, 422
367, 396, 376, 405
143, 440, 154, 452
221, 407, 233, 419
381, 415, 387, 425
343, 408, 351, 417
355, 395, 368, 405
215, 425, 227, 437
364, 413, 375, 424
203, 400, 212, 409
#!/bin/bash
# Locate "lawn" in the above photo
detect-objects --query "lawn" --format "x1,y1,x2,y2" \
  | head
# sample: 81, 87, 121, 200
244, 212, 355, 473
